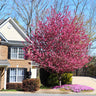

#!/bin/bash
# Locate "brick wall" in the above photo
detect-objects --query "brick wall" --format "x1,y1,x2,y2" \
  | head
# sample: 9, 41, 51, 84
8, 60, 31, 71
0, 45, 8, 60
0, 45, 32, 89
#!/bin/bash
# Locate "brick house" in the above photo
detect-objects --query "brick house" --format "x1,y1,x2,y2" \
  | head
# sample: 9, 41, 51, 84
0, 18, 38, 90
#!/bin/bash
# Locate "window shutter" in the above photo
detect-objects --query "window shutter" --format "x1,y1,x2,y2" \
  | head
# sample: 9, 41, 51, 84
24, 68, 27, 80
7, 68, 10, 83
8, 47, 11, 59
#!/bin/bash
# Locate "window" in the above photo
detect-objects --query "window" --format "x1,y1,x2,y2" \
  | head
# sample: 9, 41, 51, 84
10, 47, 24, 59
9, 68, 24, 83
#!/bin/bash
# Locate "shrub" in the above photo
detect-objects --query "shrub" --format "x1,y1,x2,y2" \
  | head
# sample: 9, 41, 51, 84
61, 73, 73, 84
47, 73, 59, 87
22, 78, 40, 92
47, 73, 72, 87
6, 83, 22, 90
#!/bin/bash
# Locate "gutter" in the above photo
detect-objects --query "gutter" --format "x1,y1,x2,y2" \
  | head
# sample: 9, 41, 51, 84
1, 41, 29, 46
0, 32, 8, 42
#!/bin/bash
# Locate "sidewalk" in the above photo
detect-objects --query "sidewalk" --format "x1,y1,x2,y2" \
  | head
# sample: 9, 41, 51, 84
0, 89, 72, 94
0, 89, 95, 95
36, 89, 71, 94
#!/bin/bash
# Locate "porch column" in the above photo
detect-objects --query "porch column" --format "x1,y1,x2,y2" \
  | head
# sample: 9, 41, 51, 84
31, 61, 37, 78
4, 67, 7, 90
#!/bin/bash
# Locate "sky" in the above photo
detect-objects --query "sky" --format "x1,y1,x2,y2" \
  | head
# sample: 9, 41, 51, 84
1, 0, 96, 56
1, 0, 94, 24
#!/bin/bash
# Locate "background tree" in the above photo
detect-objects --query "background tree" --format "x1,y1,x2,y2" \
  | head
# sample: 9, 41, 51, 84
8, 0, 96, 48
0, 0, 7, 18
13, 18, 24, 30
24, 8, 91, 85
77, 56, 96, 76
12, 0, 49, 37
0, 0, 6, 11
85, 1, 96, 55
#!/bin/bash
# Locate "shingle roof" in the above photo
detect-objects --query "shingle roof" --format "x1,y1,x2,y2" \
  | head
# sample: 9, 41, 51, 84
0, 19, 5, 25
0, 17, 10, 25
0, 60, 10, 66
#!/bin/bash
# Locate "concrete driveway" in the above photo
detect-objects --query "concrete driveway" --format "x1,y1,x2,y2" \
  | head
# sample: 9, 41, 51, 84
72, 76, 96, 94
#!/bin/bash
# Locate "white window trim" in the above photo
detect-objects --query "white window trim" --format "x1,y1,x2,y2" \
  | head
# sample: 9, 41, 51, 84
16, 68, 18, 83
10, 47, 24, 60
9, 68, 24, 83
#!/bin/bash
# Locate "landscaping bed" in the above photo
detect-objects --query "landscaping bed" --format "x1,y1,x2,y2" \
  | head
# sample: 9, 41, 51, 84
53, 84, 94, 93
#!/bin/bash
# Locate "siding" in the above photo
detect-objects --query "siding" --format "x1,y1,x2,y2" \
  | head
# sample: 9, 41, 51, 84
0, 22, 25, 41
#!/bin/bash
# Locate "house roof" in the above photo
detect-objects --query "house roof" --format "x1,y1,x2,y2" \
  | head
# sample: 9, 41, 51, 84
0, 19, 5, 25
0, 17, 29, 44
0, 60, 10, 67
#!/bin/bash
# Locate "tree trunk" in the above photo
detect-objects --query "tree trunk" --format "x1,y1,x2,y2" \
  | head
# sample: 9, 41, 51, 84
76, 69, 79, 76
59, 80, 61, 86
58, 74, 62, 86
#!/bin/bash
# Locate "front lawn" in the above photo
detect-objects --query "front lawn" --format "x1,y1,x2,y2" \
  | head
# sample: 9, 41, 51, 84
40, 84, 51, 89
1, 89, 17, 91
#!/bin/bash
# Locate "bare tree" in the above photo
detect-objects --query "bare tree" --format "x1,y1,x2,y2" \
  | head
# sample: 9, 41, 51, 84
12, 0, 96, 53
70, 0, 96, 42
85, 1, 96, 55
0, 0, 5, 11
72, 0, 87, 18
53, 0, 87, 18
13, 0, 49, 37
0, 0, 7, 18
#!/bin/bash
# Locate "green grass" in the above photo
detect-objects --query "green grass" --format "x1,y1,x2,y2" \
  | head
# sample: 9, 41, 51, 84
59, 88, 71, 92
1, 89, 24, 91
40, 86, 51, 89
59, 88, 94, 93
40, 85, 51, 89
1, 89, 17, 91
81, 90, 94, 92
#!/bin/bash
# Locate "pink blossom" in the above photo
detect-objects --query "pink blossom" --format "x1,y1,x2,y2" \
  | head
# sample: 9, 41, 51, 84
53, 84, 94, 93
24, 7, 91, 74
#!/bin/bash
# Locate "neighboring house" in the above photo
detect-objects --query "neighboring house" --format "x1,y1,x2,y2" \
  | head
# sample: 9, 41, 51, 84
0, 17, 38, 90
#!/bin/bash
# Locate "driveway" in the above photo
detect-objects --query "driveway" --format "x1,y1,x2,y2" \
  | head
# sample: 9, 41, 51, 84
72, 76, 96, 94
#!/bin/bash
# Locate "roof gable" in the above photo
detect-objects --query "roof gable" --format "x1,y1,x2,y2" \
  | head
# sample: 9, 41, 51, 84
0, 18, 29, 42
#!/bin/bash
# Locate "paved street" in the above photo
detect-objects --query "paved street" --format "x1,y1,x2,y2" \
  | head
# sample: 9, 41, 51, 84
0, 94, 95, 96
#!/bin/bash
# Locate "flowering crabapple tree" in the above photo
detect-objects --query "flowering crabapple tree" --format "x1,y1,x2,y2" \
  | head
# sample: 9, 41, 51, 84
24, 8, 91, 86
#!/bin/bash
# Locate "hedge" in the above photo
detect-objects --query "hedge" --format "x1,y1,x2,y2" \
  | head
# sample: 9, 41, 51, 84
22, 78, 40, 92
6, 83, 22, 90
